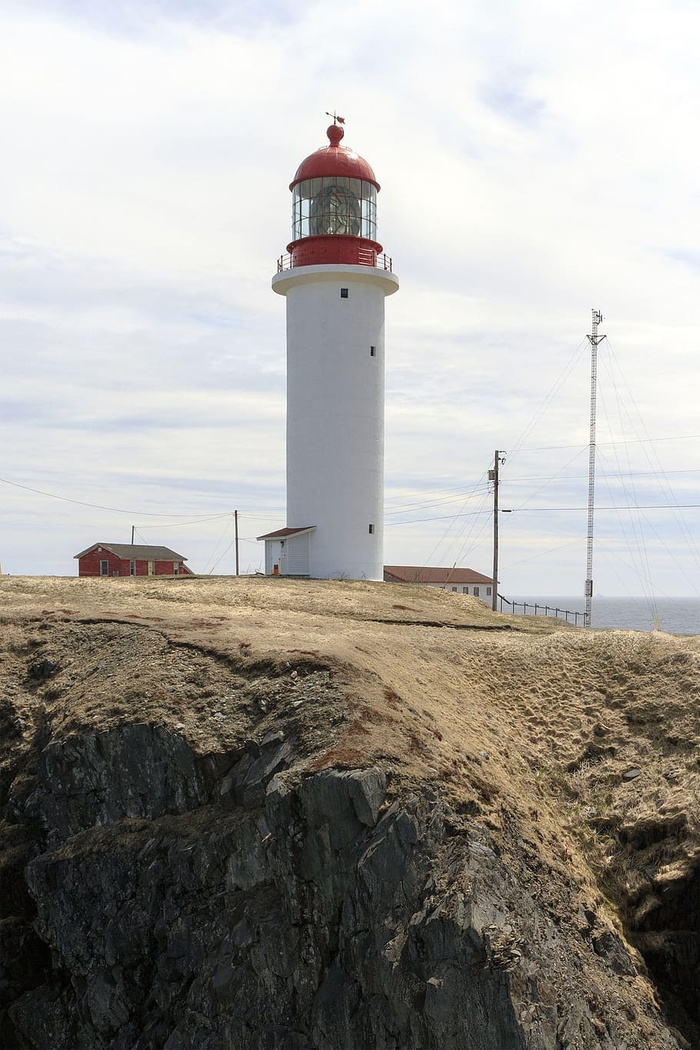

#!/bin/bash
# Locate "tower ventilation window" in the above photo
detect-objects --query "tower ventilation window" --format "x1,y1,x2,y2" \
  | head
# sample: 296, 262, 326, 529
340, 288, 349, 299
368, 524, 375, 534
370, 346, 376, 356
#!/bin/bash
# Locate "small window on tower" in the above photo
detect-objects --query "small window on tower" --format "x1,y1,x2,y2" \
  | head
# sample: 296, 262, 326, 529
368, 524, 374, 534
370, 346, 376, 356
340, 288, 349, 298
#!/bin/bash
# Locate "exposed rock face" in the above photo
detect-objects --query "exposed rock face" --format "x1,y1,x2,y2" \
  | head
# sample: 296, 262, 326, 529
1, 720, 686, 1049
1, 582, 697, 1050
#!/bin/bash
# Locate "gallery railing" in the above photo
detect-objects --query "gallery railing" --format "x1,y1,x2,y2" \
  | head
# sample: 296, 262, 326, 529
276, 250, 393, 272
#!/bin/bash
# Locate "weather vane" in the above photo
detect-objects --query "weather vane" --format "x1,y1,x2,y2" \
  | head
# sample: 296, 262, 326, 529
325, 110, 345, 125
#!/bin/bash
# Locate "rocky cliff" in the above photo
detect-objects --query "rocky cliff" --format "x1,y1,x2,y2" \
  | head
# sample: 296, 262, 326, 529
1, 576, 698, 1049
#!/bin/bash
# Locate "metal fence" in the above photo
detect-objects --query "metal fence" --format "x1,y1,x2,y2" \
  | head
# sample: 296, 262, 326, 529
497, 595, 584, 627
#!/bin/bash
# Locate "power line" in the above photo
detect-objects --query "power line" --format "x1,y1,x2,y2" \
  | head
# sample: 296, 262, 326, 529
136, 514, 237, 530
386, 502, 700, 526
0, 476, 284, 524
385, 488, 488, 514
385, 463, 700, 519
0, 477, 233, 518
505, 467, 700, 483
509, 504, 700, 513
510, 433, 700, 453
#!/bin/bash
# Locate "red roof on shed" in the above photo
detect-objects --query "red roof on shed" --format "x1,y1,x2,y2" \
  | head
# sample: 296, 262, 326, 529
256, 526, 316, 541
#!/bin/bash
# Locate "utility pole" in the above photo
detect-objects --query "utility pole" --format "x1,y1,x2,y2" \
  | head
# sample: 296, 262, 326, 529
585, 310, 606, 628
489, 450, 506, 611
234, 510, 240, 576
131, 525, 135, 544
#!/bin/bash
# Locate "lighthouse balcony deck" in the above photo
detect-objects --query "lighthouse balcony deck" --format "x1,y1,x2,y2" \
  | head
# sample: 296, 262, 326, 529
277, 245, 393, 272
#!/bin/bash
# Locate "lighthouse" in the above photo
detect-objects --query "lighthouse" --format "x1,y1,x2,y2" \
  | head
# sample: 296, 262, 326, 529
259, 120, 399, 580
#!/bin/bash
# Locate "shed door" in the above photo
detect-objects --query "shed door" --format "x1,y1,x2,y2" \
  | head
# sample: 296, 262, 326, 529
287, 534, 310, 576
265, 540, 283, 575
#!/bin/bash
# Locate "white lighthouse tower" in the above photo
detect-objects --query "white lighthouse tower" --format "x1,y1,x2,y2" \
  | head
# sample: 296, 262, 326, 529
259, 120, 399, 580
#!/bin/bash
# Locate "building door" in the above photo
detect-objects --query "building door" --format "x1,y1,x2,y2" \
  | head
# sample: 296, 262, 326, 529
287, 533, 310, 576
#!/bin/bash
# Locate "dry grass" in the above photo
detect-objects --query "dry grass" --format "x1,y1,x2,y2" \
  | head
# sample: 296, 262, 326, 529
1, 574, 699, 1037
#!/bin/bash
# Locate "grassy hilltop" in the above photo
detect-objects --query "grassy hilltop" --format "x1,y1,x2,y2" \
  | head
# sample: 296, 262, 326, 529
1, 575, 698, 1047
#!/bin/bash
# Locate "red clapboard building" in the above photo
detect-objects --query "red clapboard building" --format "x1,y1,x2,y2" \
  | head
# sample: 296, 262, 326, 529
74, 543, 193, 578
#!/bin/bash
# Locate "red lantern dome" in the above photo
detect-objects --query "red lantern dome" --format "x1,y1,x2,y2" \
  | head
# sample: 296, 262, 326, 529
290, 123, 380, 191
281, 123, 386, 270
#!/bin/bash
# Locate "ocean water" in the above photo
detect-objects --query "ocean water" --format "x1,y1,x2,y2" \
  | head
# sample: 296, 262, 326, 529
505, 596, 700, 635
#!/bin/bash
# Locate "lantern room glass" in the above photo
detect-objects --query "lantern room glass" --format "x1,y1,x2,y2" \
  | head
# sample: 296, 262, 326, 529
292, 178, 377, 240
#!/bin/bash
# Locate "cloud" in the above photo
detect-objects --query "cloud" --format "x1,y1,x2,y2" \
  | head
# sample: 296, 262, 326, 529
661, 248, 700, 272
0, 0, 698, 594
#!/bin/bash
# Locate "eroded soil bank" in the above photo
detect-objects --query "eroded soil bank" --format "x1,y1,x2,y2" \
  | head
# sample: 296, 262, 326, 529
1, 576, 698, 1048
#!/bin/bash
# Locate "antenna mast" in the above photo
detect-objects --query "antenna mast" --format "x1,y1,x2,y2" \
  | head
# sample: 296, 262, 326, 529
584, 309, 606, 628
489, 450, 506, 611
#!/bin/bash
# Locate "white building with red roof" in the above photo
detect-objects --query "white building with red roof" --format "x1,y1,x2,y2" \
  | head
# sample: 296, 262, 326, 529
383, 566, 494, 601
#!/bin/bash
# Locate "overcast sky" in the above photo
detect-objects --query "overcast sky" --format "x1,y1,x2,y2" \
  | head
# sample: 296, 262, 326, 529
1, 0, 699, 605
